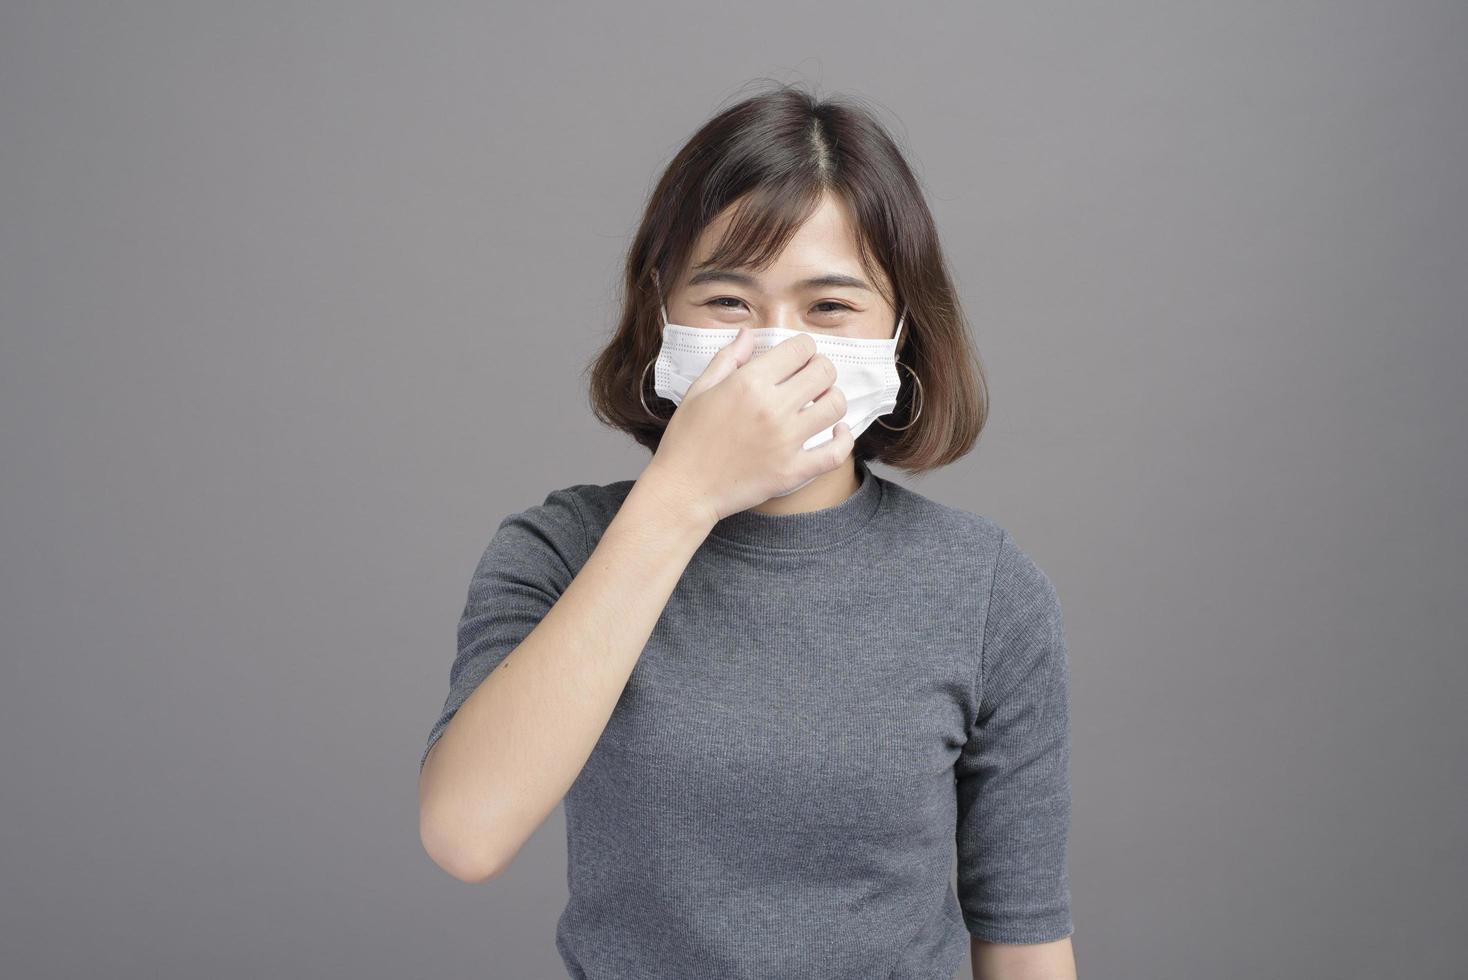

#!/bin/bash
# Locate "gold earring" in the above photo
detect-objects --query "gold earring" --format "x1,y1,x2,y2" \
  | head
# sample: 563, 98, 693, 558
875, 360, 923, 431
639, 356, 667, 422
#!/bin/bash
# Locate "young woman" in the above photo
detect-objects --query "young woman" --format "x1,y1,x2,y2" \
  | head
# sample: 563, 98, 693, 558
418, 84, 1077, 980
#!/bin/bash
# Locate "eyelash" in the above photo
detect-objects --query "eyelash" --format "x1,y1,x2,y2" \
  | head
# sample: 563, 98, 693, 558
705, 297, 854, 314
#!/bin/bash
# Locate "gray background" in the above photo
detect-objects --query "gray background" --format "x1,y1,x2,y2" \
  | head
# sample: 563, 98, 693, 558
2, 2, 1464, 978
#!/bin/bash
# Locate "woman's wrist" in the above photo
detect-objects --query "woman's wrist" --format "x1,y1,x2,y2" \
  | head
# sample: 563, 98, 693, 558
631, 461, 721, 539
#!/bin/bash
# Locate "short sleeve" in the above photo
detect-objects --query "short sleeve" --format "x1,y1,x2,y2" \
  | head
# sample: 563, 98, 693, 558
419, 487, 588, 772
955, 528, 1074, 943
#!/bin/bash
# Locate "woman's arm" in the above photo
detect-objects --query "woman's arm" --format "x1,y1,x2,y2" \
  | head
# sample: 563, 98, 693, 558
971, 935, 1077, 980
956, 528, 1076, 966
417, 464, 716, 884
418, 327, 849, 883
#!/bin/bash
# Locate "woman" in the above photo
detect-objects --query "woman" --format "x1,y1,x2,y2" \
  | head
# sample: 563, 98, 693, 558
418, 84, 1077, 980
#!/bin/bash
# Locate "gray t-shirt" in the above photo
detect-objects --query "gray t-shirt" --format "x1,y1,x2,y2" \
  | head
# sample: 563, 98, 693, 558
421, 457, 1073, 978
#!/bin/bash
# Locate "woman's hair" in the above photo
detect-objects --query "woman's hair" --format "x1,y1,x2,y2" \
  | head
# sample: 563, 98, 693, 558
585, 81, 988, 473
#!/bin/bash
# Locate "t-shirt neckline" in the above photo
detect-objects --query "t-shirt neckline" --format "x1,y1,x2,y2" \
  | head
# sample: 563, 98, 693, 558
706, 457, 885, 552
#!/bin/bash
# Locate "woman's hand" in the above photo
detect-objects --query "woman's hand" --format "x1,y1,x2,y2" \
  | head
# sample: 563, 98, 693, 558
644, 326, 853, 524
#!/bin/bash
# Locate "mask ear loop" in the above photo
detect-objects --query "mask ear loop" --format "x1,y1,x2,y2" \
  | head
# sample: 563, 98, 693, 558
876, 306, 923, 431
641, 267, 670, 420
652, 267, 670, 328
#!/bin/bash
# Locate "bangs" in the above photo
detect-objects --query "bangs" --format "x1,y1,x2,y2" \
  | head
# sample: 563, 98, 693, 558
695, 177, 827, 275
691, 176, 890, 306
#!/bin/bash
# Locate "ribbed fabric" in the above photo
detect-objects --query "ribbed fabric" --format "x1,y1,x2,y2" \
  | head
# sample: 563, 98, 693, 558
421, 458, 1074, 978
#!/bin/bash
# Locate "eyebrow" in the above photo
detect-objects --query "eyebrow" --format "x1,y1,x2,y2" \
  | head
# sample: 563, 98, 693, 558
686, 268, 874, 292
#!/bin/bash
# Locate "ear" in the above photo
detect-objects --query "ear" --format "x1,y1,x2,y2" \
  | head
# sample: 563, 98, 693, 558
651, 267, 666, 308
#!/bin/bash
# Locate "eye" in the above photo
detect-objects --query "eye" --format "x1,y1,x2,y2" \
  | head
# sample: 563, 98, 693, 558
704, 298, 856, 314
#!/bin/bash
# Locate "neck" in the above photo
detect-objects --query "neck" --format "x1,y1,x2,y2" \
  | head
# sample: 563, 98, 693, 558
707, 456, 881, 551
749, 457, 861, 516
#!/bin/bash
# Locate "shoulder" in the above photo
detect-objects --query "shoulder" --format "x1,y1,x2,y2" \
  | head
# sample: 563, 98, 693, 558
556, 477, 636, 534
496, 476, 634, 528
496, 477, 637, 567
876, 477, 1010, 565
468, 478, 618, 574
895, 486, 1067, 710
880, 478, 1058, 618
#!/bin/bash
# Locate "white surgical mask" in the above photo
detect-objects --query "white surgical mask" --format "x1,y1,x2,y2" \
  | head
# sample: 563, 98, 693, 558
652, 301, 905, 497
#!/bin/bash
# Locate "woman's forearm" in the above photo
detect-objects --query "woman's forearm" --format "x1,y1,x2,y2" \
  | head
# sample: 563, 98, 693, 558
971, 936, 1077, 980
418, 464, 715, 883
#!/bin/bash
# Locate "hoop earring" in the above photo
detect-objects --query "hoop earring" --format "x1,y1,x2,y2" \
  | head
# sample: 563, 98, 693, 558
875, 360, 923, 431
639, 357, 666, 422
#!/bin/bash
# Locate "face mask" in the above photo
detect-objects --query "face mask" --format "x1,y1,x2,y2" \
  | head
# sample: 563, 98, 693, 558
651, 301, 905, 497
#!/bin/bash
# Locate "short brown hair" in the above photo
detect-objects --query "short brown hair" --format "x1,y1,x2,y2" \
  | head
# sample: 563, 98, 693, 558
585, 82, 988, 474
